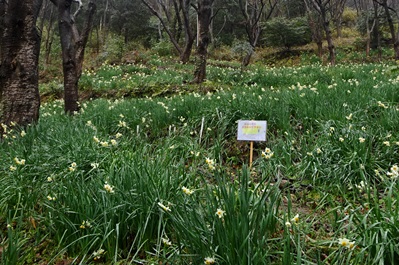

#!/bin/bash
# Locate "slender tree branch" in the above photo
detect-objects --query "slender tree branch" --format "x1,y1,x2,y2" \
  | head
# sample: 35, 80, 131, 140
211, 6, 227, 21
72, 0, 83, 19
190, 2, 198, 12
158, 0, 172, 24
238, 0, 249, 21
141, 0, 183, 54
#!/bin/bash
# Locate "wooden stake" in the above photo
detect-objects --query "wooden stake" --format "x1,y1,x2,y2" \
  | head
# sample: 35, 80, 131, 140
249, 141, 254, 168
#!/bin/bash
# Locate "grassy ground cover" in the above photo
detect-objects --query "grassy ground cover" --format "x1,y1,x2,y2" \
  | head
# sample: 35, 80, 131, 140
1, 58, 399, 264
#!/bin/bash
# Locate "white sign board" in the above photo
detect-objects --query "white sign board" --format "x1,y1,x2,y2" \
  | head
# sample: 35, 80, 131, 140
237, 120, 267, 141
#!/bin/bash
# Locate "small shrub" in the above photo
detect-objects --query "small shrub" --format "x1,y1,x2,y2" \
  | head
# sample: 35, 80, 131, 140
152, 40, 175, 57
342, 7, 358, 28
263, 17, 312, 50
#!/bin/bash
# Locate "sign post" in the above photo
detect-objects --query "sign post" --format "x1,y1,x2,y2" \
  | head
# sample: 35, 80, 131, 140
237, 120, 267, 167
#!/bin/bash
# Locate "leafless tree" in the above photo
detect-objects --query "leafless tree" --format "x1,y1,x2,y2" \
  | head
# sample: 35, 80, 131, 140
374, 0, 399, 59
142, 0, 195, 63
237, 0, 278, 66
49, 0, 96, 114
372, 0, 382, 59
330, 0, 347, 38
361, 0, 377, 57
304, 0, 324, 57
304, 0, 336, 65
40, 1, 57, 66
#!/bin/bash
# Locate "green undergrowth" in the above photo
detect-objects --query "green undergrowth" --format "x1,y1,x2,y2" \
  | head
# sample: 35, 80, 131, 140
2, 60, 399, 264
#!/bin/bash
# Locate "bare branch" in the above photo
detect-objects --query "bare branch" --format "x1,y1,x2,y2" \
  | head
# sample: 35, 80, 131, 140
141, 0, 183, 54
72, 0, 83, 19
211, 6, 227, 21
158, 0, 172, 24
238, 0, 249, 21
190, 2, 198, 12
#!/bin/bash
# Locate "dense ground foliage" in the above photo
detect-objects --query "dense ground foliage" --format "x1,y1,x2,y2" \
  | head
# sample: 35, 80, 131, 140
1, 57, 399, 264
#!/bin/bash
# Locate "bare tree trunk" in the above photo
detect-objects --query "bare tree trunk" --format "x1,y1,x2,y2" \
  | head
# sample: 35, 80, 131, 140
95, 26, 100, 54
44, 3, 56, 65
366, 30, 371, 57
365, 13, 376, 57
102, 0, 109, 44
304, 0, 324, 58
373, 0, 382, 60
323, 17, 336, 65
317, 41, 323, 57
51, 0, 96, 114
0, 0, 42, 134
239, 0, 277, 67
308, 0, 336, 65
242, 51, 253, 67
173, 0, 183, 43
181, 38, 195, 63
335, 16, 342, 37
142, 0, 195, 63
58, 0, 79, 113
179, 0, 195, 63
330, 0, 347, 38
376, 0, 399, 59
142, 0, 183, 54
192, 0, 214, 84
38, 0, 50, 33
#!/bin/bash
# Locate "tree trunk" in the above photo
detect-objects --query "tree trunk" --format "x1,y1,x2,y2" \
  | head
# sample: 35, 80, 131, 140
143, 0, 195, 63
44, 4, 56, 65
317, 2, 336, 65
379, 0, 399, 59
365, 16, 376, 58
180, 37, 195, 63
58, 0, 80, 113
242, 51, 253, 67
192, 0, 213, 84
239, 0, 274, 67
317, 41, 323, 57
142, 0, 183, 55
52, 0, 96, 114
366, 34, 371, 57
179, 0, 195, 63
101, 0, 109, 44
373, 0, 382, 60
0, 0, 42, 134
38, 0, 49, 33
307, 0, 336, 64
304, 0, 324, 58
173, 0, 183, 43
95, 26, 100, 54
335, 17, 342, 38
323, 19, 336, 65
330, 0, 347, 39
